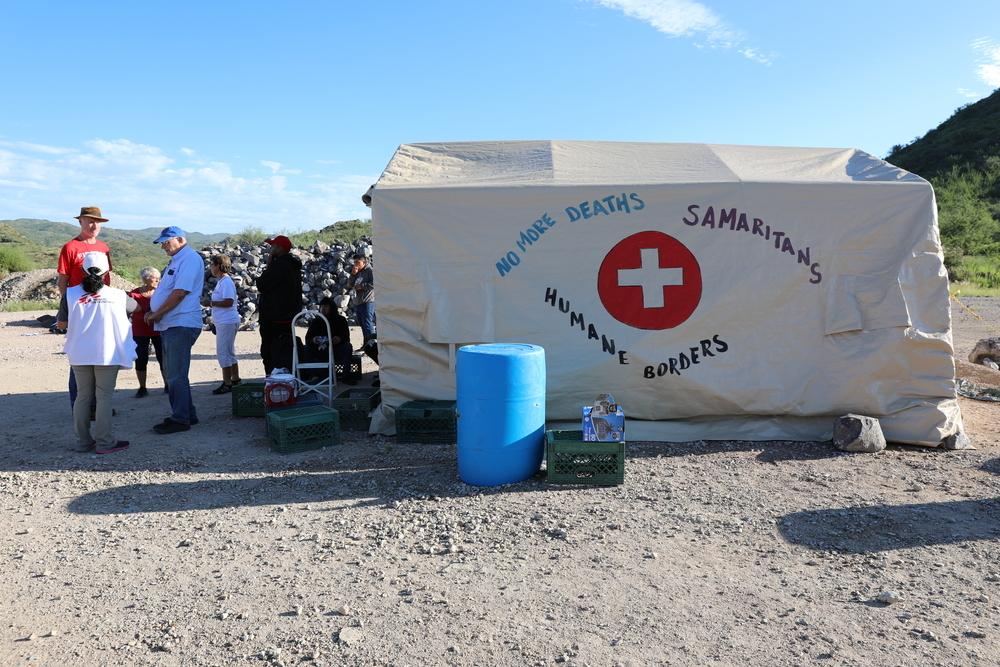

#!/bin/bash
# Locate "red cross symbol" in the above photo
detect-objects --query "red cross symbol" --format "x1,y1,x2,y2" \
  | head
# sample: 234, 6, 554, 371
597, 231, 702, 330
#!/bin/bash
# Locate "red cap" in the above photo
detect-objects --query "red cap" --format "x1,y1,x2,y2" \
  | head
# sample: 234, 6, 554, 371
264, 235, 292, 251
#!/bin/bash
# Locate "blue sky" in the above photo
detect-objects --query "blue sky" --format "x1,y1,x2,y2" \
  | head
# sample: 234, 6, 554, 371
1, 0, 998, 233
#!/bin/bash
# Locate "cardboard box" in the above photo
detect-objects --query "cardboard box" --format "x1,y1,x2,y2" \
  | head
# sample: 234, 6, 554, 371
582, 393, 625, 442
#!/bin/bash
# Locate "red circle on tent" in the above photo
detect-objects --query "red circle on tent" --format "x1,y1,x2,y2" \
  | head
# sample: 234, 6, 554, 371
597, 231, 702, 330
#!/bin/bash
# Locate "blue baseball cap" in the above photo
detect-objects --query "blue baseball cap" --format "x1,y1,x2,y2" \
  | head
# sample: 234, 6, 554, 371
154, 226, 186, 244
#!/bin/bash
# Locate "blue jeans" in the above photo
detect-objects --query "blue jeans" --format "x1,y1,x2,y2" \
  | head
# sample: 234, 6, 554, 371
161, 326, 201, 425
355, 302, 376, 343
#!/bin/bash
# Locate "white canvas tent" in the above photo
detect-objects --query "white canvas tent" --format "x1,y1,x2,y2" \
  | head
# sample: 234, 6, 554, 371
368, 141, 964, 447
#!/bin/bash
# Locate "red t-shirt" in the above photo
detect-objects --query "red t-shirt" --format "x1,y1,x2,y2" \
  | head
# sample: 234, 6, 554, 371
128, 289, 158, 337
58, 238, 112, 287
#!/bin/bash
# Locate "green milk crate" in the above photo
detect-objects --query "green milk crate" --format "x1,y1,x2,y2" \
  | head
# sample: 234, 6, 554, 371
266, 405, 341, 454
331, 387, 381, 431
396, 400, 456, 444
231, 381, 267, 417
545, 430, 625, 486
335, 354, 364, 383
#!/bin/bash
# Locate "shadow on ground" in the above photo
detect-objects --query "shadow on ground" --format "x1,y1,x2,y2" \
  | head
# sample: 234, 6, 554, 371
777, 498, 1000, 553
778, 458, 1000, 553
64, 455, 515, 515
62, 444, 954, 517
626, 438, 908, 464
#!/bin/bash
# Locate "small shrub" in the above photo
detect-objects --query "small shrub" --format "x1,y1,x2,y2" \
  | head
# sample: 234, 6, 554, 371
0, 245, 34, 275
0, 299, 57, 312
958, 255, 1000, 289
229, 226, 268, 246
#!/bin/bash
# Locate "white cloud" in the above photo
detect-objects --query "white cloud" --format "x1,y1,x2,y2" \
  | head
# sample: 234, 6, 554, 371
83, 138, 174, 178
0, 139, 76, 155
972, 37, 1000, 87
596, 0, 724, 38
957, 87, 982, 99
180, 147, 196, 156
260, 160, 283, 173
0, 138, 375, 233
592, 0, 772, 64
738, 47, 772, 66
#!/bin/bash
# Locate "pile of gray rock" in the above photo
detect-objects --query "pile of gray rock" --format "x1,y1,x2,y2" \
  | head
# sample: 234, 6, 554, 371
969, 336, 1000, 370
196, 238, 373, 330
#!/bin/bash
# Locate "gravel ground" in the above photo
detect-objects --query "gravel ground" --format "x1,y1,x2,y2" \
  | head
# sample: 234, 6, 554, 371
0, 301, 998, 667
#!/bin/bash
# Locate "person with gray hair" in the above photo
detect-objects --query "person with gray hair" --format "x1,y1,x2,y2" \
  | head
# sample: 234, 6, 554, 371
128, 266, 166, 397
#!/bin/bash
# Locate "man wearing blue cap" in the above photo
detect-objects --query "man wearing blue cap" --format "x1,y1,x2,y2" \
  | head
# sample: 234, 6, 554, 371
145, 227, 205, 434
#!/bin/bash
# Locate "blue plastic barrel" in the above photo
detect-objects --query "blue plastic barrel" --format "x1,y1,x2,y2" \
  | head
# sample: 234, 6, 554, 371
456, 343, 546, 486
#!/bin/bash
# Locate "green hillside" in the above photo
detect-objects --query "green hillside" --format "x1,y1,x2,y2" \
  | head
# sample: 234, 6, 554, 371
886, 88, 1000, 290
0, 219, 230, 281
0, 218, 373, 281
227, 219, 372, 247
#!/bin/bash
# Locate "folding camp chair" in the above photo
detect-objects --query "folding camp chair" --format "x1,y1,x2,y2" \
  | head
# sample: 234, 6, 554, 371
291, 309, 336, 405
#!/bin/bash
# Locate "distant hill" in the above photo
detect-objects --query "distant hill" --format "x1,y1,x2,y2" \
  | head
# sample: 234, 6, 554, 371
0, 217, 373, 282
886, 89, 1000, 260
2, 218, 229, 248
0, 218, 230, 281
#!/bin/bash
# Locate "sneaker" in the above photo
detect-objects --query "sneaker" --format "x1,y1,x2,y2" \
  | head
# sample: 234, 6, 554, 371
157, 415, 198, 426
212, 383, 233, 395
75, 441, 96, 453
154, 420, 190, 434
135, 387, 149, 398
96, 441, 130, 454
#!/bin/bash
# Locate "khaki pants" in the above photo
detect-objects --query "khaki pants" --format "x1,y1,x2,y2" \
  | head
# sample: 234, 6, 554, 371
72, 365, 119, 448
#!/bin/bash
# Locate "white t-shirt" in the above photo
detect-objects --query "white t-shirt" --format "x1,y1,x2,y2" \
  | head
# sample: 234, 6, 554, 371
211, 274, 240, 325
64, 285, 138, 368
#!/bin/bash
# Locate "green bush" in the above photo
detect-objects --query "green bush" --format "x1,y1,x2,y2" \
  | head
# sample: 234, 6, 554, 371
284, 220, 373, 248
952, 255, 1000, 289
935, 164, 1000, 256
0, 299, 57, 312
229, 226, 268, 245
0, 245, 34, 275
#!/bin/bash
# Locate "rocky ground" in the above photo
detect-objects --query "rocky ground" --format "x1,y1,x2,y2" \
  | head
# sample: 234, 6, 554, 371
0, 270, 138, 306
0, 300, 998, 666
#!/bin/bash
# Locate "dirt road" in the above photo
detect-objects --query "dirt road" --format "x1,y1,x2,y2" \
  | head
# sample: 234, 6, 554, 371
1, 301, 998, 666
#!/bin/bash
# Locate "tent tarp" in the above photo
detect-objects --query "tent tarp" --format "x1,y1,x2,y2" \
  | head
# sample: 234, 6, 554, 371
369, 141, 963, 447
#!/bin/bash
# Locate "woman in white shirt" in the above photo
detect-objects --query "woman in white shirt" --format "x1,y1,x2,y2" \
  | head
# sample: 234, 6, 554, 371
203, 254, 242, 394
64, 252, 137, 454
